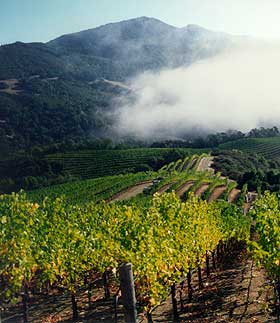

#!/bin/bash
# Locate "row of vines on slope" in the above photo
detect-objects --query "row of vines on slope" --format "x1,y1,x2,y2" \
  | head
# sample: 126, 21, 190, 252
249, 191, 280, 316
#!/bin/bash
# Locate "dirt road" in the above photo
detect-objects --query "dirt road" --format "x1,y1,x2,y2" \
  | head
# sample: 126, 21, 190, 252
196, 156, 214, 172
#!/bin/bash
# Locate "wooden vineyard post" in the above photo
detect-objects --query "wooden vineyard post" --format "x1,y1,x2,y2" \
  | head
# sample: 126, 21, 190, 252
119, 263, 137, 323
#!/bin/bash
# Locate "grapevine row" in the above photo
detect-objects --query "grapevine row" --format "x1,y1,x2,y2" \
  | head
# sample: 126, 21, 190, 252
0, 191, 250, 321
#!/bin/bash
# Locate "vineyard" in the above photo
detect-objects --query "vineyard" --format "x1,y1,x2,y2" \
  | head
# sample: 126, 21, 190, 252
28, 172, 156, 205
219, 137, 280, 160
29, 154, 238, 206
1, 191, 252, 323
45, 148, 207, 180
1, 153, 279, 322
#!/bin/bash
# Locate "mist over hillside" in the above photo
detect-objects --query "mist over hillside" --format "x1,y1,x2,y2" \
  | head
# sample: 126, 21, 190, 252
0, 16, 279, 148
48, 17, 233, 77
113, 42, 280, 140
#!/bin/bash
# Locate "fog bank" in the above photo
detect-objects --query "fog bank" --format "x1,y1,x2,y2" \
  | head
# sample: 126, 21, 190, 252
113, 44, 280, 140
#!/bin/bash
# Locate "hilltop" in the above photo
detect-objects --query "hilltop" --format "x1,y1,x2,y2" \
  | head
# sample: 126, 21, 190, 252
0, 17, 236, 152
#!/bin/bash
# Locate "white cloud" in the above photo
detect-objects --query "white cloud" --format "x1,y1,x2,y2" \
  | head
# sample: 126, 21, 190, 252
114, 44, 280, 140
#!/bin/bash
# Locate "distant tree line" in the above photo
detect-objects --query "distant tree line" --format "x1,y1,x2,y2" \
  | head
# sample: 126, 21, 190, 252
150, 127, 280, 148
213, 150, 280, 192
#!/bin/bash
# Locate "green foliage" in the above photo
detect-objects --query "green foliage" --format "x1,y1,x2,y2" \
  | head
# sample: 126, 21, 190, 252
28, 172, 155, 204
0, 148, 200, 193
0, 191, 249, 310
221, 181, 237, 201
213, 150, 280, 192
201, 174, 226, 201
46, 148, 195, 180
249, 192, 280, 281
219, 136, 280, 159
237, 184, 248, 208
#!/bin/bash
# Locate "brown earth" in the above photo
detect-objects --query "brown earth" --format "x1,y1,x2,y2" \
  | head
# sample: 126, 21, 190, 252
208, 185, 227, 202
244, 203, 252, 214
228, 188, 241, 203
176, 181, 195, 198
108, 180, 154, 202
3, 246, 275, 323
157, 181, 176, 195
195, 183, 210, 197
151, 245, 275, 323
2, 277, 125, 323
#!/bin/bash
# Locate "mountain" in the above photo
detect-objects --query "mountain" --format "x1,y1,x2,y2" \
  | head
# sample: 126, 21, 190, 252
0, 17, 236, 151
48, 17, 232, 78
1, 17, 233, 81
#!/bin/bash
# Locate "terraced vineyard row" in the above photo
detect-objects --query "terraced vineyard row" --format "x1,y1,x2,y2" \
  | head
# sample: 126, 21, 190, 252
46, 148, 207, 180
28, 153, 208, 204
160, 153, 208, 173
157, 155, 246, 206
30, 154, 247, 208
28, 172, 156, 204
219, 137, 280, 159
156, 155, 230, 202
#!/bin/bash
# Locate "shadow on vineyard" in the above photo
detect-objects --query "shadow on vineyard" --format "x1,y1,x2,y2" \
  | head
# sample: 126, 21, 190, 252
152, 242, 275, 323
1, 242, 275, 323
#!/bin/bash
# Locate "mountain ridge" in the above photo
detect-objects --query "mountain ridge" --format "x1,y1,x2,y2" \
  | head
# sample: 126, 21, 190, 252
0, 17, 241, 150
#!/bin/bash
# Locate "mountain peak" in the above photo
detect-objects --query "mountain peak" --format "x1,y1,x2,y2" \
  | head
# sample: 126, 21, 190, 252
47, 16, 232, 70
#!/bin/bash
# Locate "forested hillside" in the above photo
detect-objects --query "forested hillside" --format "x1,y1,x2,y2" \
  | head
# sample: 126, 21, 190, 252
0, 17, 234, 153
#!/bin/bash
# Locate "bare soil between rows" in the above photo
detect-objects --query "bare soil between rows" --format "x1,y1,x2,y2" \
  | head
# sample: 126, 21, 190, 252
107, 180, 154, 202
3, 245, 275, 323
208, 185, 227, 202
151, 245, 275, 323
228, 188, 241, 203
176, 181, 195, 198
195, 183, 209, 197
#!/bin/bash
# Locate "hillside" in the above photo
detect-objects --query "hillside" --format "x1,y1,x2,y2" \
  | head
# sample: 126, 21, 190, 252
48, 17, 232, 77
3, 154, 277, 323
219, 136, 280, 160
0, 147, 208, 194
0, 17, 236, 152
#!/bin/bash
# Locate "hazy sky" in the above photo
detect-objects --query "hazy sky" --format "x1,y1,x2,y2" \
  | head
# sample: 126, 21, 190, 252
1, 0, 280, 44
